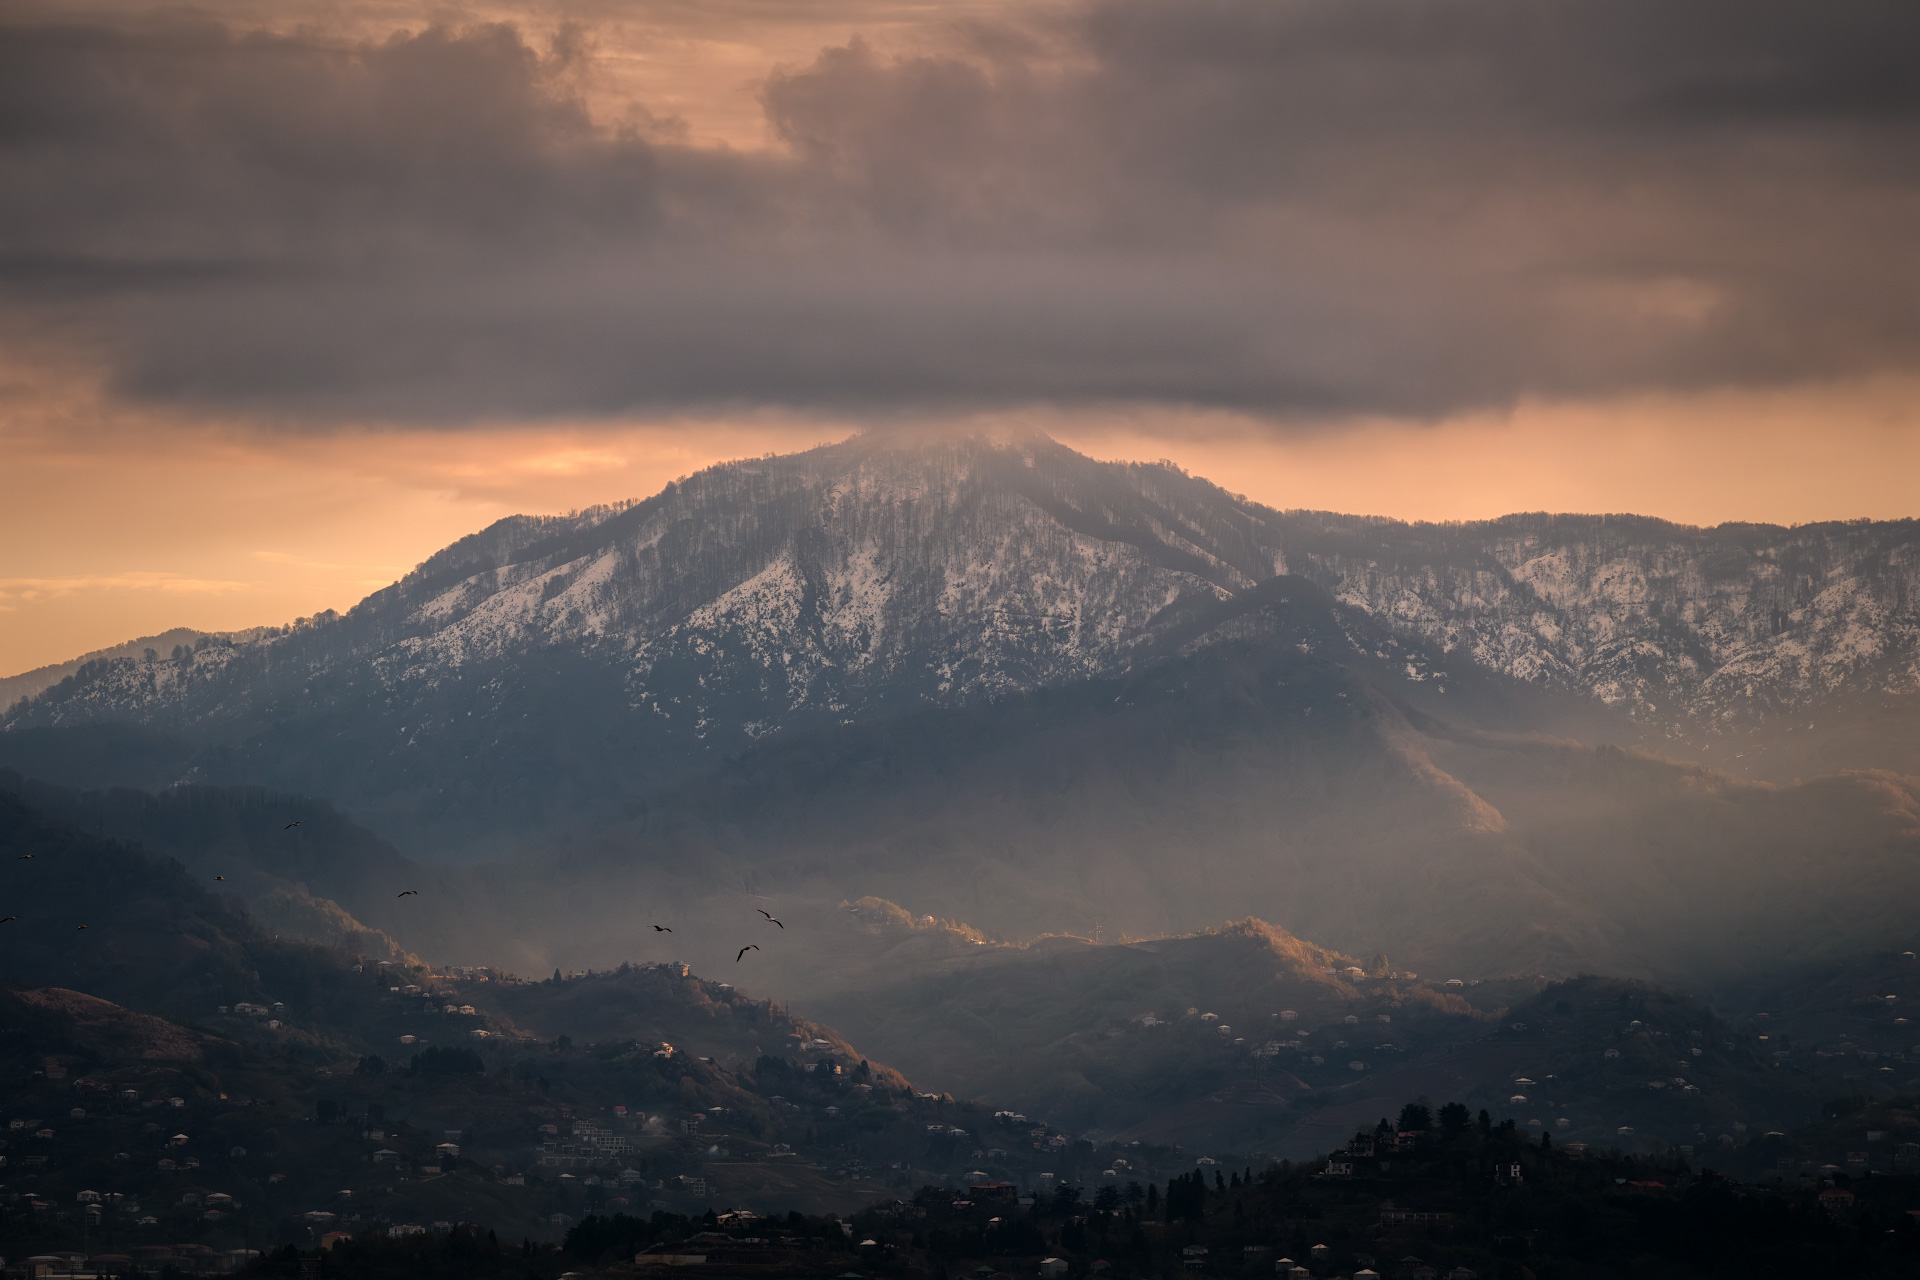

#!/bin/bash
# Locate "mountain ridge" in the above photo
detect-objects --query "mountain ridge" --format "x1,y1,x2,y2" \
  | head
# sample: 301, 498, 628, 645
4, 431, 1918, 990
4, 430, 1917, 863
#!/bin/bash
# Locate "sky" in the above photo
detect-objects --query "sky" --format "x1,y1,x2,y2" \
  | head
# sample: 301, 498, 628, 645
4, 0, 1920, 675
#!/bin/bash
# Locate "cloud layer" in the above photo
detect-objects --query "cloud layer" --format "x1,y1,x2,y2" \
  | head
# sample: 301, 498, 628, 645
5, 0, 1920, 420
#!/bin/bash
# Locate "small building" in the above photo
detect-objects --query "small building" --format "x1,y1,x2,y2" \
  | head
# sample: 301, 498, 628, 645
1380, 1206, 1455, 1226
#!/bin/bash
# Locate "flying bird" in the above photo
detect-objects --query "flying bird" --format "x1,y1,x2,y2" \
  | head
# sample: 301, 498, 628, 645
397, 890, 418, 898
757, 910, 784, 929
214, 876, 226, 882
284, 821, 301, 830
17, 854, 32, 860
652, 925, 671, 932
75, 924, 89, 931
736, 945, 759, 963
0, 916, 16, 924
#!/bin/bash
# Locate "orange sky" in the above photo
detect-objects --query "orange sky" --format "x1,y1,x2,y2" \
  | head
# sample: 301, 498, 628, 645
7, 372, 1919, 677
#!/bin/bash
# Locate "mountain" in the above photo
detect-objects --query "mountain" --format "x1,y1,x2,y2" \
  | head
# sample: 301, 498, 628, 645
802, 921, 1832, 1157
7, 431, 1918, 860
1274, 510, 1920, 734
0, 786, 1195, 1233
0, 786, 388, 1031
484, 627, 1606, 976
0, 725, 1898, 1187
0, 769, 467, 961
4, 429, 1919, 997
5, 435, 1309, 856
0, 627, 229, 716
805, 919, 1392, 1147
416, 619, 1920, 989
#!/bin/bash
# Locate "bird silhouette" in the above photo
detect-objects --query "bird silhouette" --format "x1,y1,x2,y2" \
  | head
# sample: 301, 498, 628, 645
0, 916, 16, 924
652, 925, 671, 932
214, 875, 226, 882
736, 945, 759, 962
17, 854, 32, 860
397, 890, 418, 898
757, 909, 784, 929
75, 924, 89, 931
284, 821, 301, 830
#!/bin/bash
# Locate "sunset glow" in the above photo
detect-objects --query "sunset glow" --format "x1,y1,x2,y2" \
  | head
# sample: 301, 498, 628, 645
6, 0, 1920, 671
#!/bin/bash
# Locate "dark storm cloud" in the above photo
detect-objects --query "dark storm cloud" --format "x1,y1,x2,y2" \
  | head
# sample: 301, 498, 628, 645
4, 0, 1920, 420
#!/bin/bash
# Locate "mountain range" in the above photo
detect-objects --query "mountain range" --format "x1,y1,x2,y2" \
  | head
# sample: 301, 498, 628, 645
3, 429, 1918, 1143
10, 432, 1920, 843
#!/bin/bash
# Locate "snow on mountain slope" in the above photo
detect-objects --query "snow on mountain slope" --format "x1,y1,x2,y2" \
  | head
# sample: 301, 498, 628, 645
5, 432, 1917, 838
2, 435, 1288, 848
1274, 512, 1920, 729
366, 433, 1249, 730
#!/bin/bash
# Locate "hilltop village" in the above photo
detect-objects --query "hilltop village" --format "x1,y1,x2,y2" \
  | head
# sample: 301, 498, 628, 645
2, 947, 1919, 1278
0, 955, 1191, 1275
